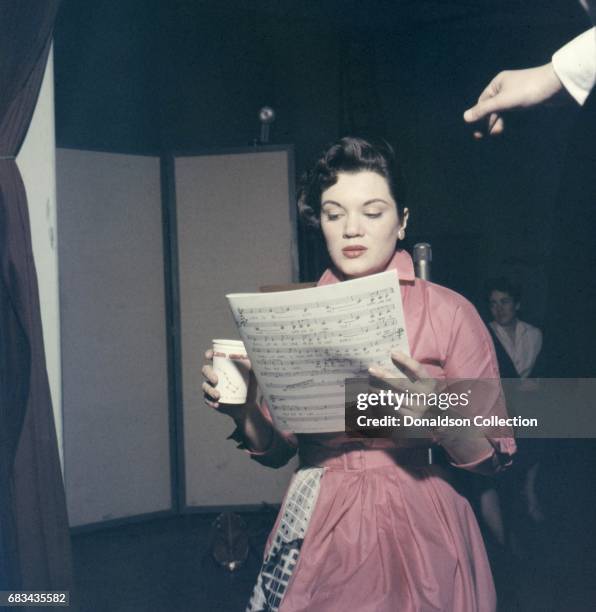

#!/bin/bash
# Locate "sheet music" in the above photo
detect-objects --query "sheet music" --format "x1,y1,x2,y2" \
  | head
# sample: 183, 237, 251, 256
226, 270, 410, 433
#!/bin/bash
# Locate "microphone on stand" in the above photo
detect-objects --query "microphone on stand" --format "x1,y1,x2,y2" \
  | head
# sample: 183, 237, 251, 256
258, 106, 275, 144
413, 243, 432, 281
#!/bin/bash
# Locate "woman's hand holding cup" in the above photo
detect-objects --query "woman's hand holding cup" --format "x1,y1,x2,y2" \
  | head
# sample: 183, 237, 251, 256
203, 340, 275, 453
202, 340, 257, 419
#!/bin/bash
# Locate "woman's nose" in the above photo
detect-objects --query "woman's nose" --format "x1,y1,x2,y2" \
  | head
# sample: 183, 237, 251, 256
342, 214, 364, 238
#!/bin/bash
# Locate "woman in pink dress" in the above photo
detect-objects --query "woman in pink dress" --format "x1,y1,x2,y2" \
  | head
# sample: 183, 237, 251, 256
202, 136, 515, 612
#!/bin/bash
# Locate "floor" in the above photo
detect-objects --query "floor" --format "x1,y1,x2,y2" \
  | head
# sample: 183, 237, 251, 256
71, 509, 277, 612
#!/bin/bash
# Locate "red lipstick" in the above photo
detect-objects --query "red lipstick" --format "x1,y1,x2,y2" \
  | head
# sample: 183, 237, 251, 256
342, 245, 367, 258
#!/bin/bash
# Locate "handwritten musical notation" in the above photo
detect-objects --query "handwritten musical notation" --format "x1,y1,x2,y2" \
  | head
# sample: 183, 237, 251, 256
226, 270, 410, 433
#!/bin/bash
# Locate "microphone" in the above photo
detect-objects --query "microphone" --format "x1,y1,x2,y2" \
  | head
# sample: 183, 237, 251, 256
258, 106, 275, 144
413, 243, 432, 281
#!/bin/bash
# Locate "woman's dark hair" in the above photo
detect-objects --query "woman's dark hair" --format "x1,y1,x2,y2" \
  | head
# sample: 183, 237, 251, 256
297, 136, 407, 230
486, 277, 522, 304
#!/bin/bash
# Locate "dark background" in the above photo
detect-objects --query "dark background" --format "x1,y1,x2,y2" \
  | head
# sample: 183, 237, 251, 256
53, 0, 591, 322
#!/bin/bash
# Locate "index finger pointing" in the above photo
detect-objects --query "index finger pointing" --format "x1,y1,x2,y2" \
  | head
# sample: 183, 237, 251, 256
463, 81, 504, 124
463, 96, 503, 124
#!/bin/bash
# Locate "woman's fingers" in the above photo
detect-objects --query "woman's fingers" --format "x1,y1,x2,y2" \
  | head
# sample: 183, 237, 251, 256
390, 350, 424, 382
368, 351, 434, 392
201, 364, 218, 385
202, 380, 220, 400
367, 358, 418, 386
201, 350, 254, 413
367, 365, 416, 398
202, 361, 220, 407
368, 355, 421, 381
367, 365, 392, 388
202, 380, 221, 406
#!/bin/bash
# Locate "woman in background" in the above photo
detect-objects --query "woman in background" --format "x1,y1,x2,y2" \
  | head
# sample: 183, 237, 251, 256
487, 278, 543, 379
203, 136, 515, 612
481, 279, 545, 552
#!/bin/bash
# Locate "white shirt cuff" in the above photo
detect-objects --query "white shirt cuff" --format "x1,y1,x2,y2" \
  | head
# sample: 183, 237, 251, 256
552, 27, 596, 105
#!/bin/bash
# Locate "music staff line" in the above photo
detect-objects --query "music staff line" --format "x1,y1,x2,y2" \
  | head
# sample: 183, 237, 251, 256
257, 356, 360, 368
239, 304, 397, 332
277, 381, 352, 392
249, 339, 395, 356
277, 414, 344, 422
275, 404, 345, 413
270, 391, 344, 402
236, 287, 396, 321
260, 368, 369, 379
246, 321, 400, 343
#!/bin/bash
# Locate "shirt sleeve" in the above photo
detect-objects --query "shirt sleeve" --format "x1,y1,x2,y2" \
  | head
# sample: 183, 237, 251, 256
438, 299, 516, 473
228, 401, 298, 468
536, 328, 543, 357
552, 27, 596, 105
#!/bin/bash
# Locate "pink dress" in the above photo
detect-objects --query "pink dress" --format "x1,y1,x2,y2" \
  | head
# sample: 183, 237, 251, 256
238, 250, 516, 612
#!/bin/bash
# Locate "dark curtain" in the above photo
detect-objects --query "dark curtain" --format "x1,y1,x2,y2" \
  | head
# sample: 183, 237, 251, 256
537, 87, 596, 600
543, 87, 596, 378
298, 29, 386, 283
0, 0, 72, 596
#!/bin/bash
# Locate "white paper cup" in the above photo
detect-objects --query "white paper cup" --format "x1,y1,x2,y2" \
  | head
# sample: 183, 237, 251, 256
212, 339, 249, 404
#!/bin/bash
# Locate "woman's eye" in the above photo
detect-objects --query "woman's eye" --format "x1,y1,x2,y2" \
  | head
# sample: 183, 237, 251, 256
364, 212, 382, 219
325, 212, 342, 221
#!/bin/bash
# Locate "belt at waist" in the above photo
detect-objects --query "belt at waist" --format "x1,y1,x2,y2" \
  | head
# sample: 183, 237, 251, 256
299, 443, 445, 471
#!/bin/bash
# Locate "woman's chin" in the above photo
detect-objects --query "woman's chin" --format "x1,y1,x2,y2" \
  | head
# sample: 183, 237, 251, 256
335, 260, 381, 279
332, 251, 397, 279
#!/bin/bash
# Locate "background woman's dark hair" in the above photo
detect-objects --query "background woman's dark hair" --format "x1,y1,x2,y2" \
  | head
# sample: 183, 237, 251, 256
485, 277, 522, 304
297, 136, 407, 230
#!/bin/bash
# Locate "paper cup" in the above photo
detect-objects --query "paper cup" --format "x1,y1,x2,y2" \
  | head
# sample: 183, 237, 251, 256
212, 339, 249, 404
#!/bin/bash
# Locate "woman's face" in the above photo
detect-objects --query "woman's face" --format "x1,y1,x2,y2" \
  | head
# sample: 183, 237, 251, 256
320, 171, 407, 279
489, 290, 519, 327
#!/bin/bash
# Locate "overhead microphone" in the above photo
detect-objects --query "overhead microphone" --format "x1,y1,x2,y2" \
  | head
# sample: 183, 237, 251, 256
413, 243, 432, 281
258, 106, 275, 144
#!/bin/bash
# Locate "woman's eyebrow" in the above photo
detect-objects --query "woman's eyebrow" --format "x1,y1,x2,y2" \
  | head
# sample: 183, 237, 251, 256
321, 198, 392, 208
363, 199, 391, 206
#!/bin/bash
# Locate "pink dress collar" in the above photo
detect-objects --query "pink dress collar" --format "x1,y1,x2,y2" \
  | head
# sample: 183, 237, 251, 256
317, 249, 416, 286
